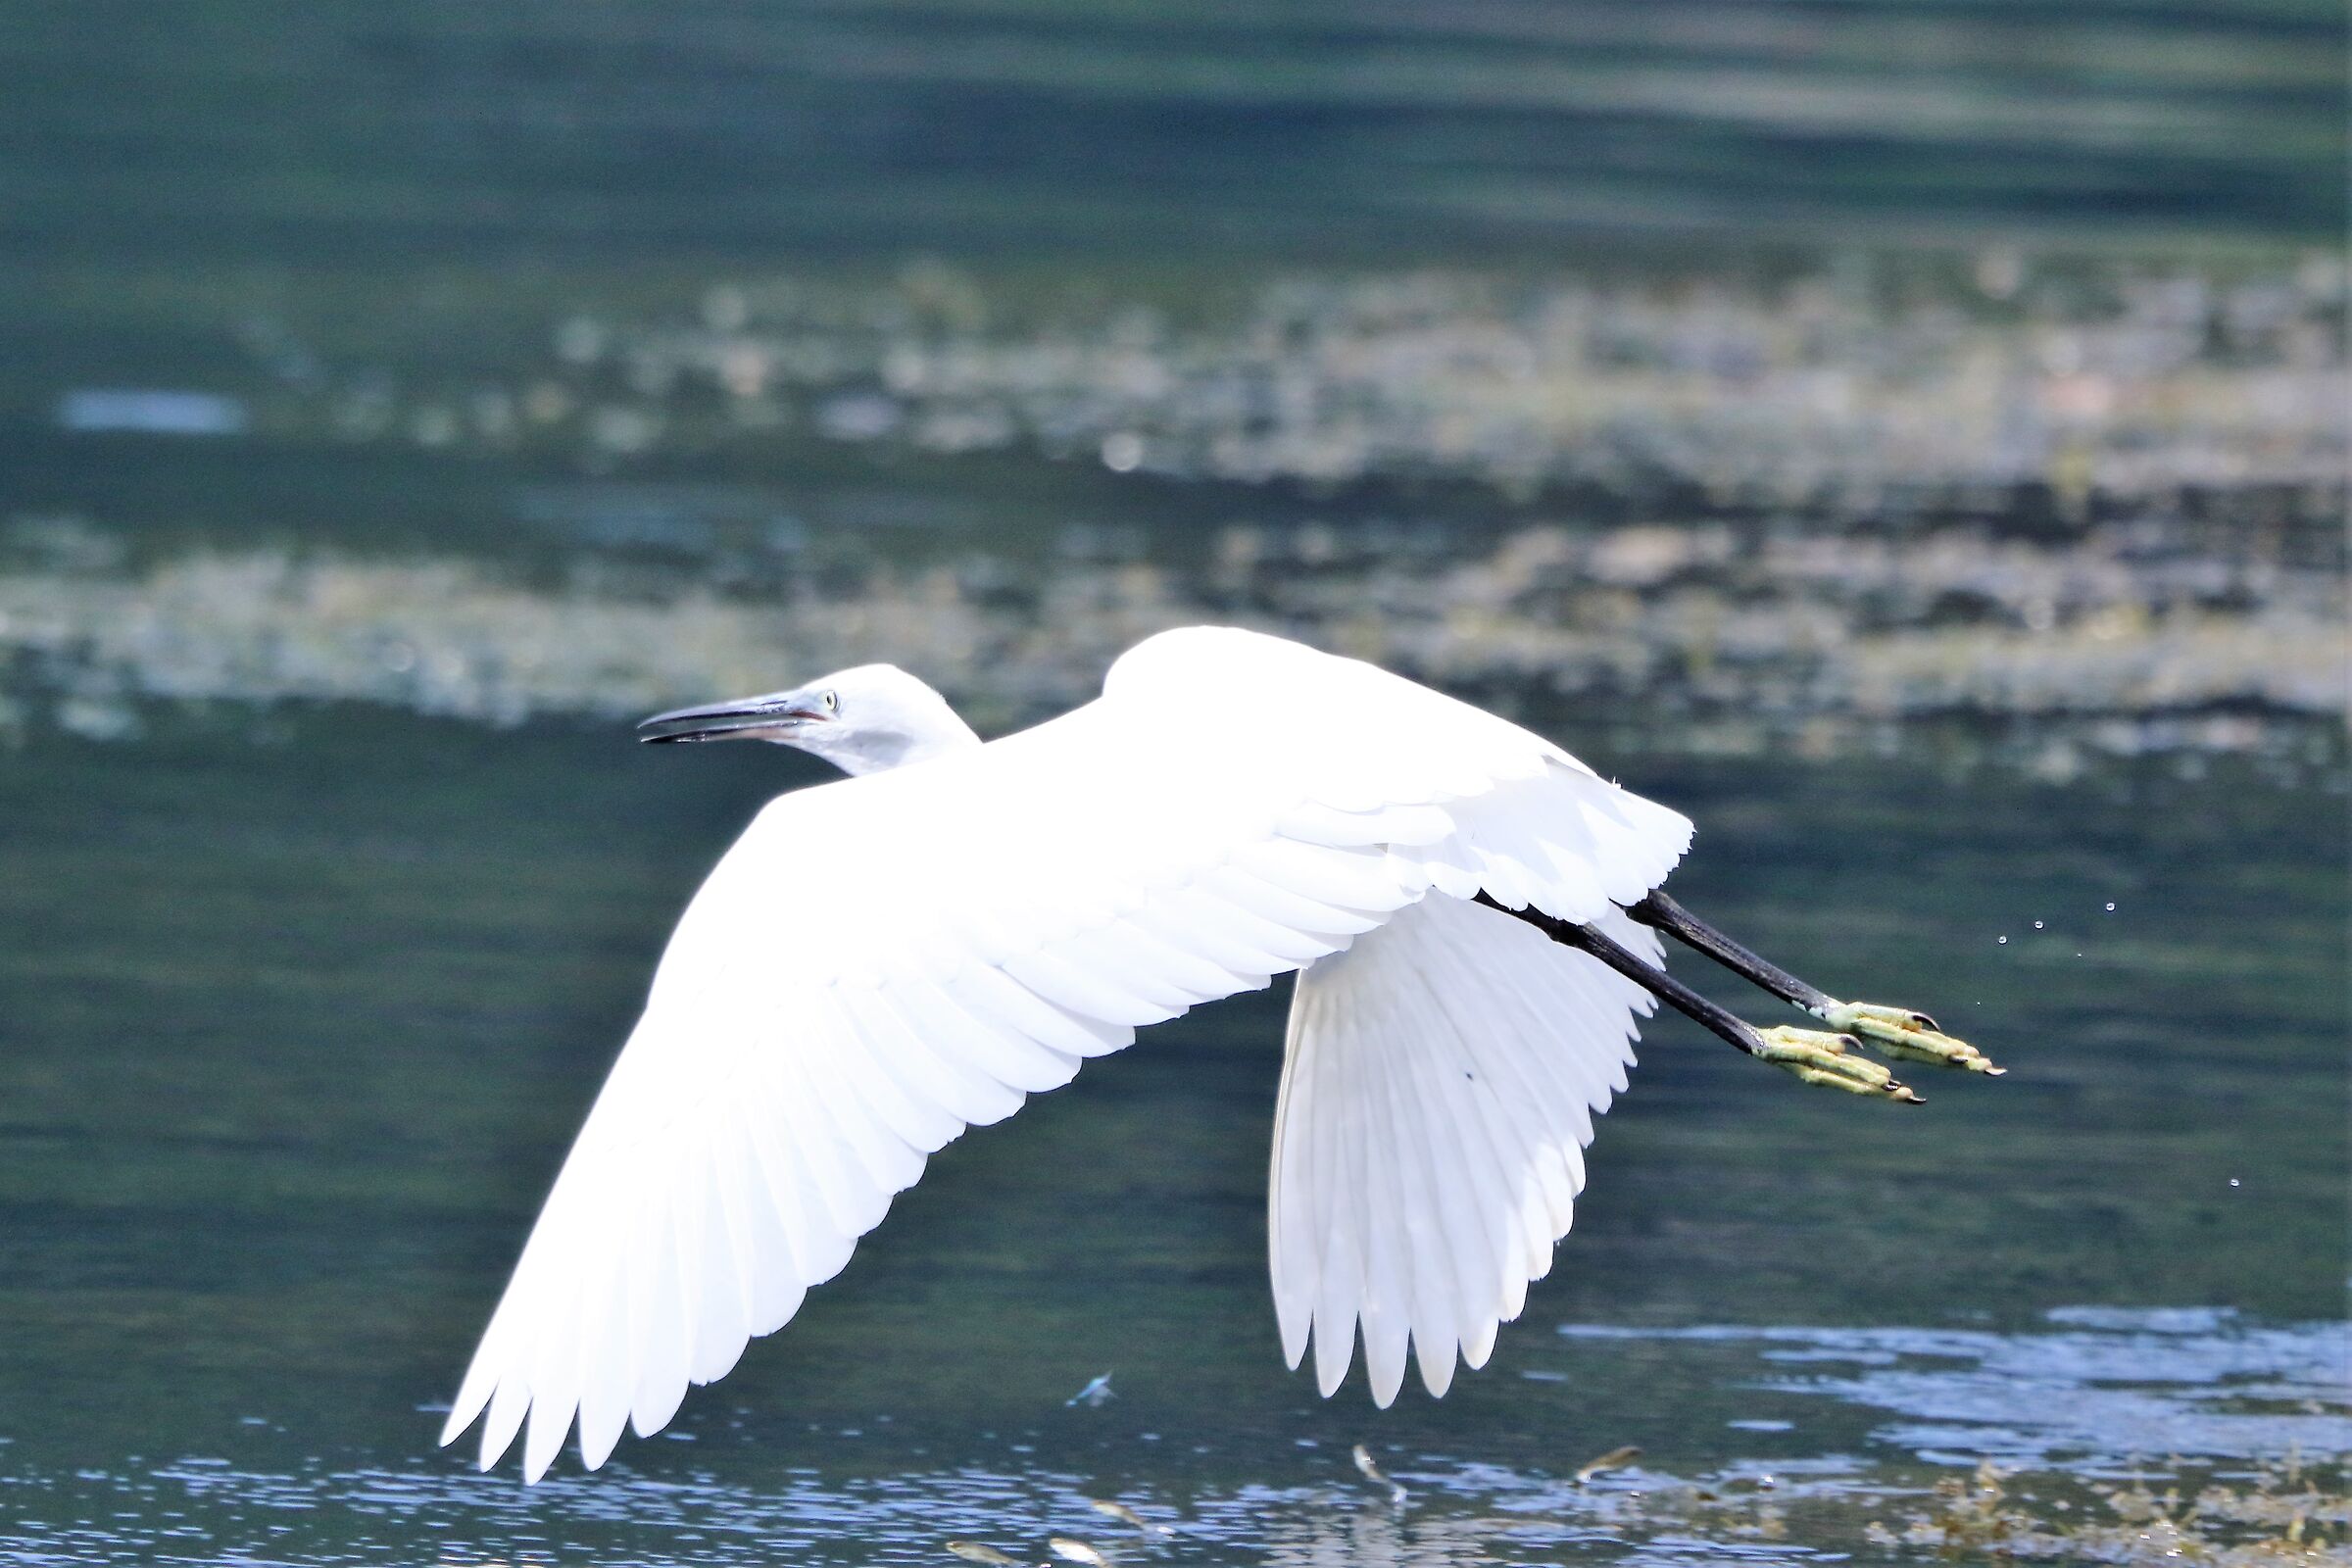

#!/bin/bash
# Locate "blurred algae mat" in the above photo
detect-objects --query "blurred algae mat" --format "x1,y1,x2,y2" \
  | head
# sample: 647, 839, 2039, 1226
0, 0, 2341, 764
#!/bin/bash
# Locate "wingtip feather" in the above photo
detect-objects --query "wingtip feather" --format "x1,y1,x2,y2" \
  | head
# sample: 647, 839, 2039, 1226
479, 1379, 528, 1473
440, 1348, 501, 1447
1313, 1321, 1356, 1397
436, 1399, 475, 1449
522, 1401, 572, 1484
1415, 1338, 1458, 1398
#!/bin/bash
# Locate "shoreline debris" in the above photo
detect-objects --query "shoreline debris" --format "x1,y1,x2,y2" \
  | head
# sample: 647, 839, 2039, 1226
1353, 1443, 1409, 1506
1575, 1445, 1644, 1485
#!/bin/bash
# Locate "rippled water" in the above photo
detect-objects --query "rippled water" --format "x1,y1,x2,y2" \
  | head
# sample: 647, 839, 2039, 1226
0, 709, 2340, 1563
1, 1310, 2343, 1565
0, 1310, 2342, 1565
1559, 1313, 2352, 1470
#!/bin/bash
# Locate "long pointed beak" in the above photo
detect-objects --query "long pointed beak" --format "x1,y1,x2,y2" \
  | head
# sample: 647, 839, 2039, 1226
636, 691, 821, 745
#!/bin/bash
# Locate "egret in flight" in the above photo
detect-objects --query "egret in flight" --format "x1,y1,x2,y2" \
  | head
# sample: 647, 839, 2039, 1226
439, 626, 1997, 1481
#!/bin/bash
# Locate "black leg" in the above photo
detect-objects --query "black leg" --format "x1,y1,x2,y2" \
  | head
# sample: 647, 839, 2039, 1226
1476, 893, 1764, 1055
1626, 889, 1845, 1017
1471, 893, 1920, 1102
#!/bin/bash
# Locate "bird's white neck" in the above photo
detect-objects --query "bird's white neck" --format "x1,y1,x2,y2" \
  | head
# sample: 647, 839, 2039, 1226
800, 699, 983, 776
825, 721, 982, 776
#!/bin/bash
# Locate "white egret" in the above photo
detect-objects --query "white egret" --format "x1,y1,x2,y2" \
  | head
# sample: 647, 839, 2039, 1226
439, 625, 1997, 1481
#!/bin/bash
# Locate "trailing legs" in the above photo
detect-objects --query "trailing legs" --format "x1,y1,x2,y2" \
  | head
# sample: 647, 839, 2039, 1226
1473, 890, 1999, 1102
1627, 890, 2000, 1075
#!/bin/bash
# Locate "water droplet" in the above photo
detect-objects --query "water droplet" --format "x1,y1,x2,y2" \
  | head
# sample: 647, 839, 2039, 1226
2033, 920, 2044, 929
1997, 935, 2009, 945
2105, 902, 2116, 911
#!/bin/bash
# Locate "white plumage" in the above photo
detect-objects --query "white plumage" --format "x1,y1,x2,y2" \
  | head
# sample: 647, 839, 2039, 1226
1273, 895, 1664, 1407
440, 626, 1692, 1480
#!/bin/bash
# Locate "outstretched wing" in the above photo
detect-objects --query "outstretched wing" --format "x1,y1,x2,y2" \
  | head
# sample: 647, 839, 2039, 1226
1269, 895, 1665, 1405
439, 627, 1690, 1479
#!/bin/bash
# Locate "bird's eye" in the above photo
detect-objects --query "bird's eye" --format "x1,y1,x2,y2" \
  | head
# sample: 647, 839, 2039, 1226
821, 690, 839, 713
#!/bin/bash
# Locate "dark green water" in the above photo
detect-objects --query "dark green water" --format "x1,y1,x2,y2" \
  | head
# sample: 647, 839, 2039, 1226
3, 0, 2340, 442
0, 708, 2340, 1563
6, 0, 2339, 270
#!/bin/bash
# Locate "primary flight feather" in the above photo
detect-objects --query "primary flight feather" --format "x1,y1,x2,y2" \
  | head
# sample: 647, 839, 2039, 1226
439, 624, 1990, 1481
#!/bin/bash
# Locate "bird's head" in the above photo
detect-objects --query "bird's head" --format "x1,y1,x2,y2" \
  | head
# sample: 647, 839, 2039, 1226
636, 663, 980, 776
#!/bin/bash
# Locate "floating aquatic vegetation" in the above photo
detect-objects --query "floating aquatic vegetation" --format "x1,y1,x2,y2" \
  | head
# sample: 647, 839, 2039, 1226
0, 517, 2337, 774
14, 255, 2344, 769
1862, 1454, 2352, 1565
274, 256, 2346, 522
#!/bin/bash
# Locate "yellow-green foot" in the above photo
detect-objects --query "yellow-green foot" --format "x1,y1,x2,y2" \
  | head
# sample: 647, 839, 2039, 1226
1755, 1026, 1923, 1102
1822, 1003, 2002, 1074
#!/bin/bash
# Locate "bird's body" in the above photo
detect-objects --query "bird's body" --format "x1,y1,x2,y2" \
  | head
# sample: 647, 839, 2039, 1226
441, 626, 1991, 1482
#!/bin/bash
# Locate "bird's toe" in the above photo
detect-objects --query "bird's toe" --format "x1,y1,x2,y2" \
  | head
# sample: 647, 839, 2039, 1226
1754, 1026, 1922, 1102
1824, 1003, 2002, 1074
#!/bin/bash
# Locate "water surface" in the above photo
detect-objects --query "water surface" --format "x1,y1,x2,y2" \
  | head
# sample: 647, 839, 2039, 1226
0, 709, 2339, 1562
